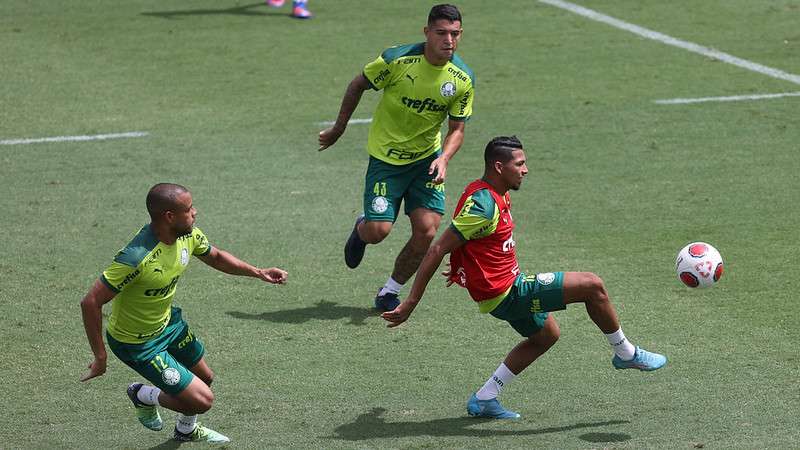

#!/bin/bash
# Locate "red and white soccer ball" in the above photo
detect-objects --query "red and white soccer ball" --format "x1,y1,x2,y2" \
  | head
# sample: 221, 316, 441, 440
675, 242, 724, 288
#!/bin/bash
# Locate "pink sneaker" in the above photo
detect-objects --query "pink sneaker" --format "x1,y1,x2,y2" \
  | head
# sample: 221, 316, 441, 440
267, 0, 285, 7
291, 1, 312, 18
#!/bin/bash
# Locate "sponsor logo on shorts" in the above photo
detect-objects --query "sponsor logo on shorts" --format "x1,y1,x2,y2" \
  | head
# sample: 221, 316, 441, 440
372, 196, 389, 214
440, 81, 456, 97
162, 367, 181, 386
536, 272, 556, 285
425, 181, 445, 192
530, 299, 543, 313
180, 248, 189, 266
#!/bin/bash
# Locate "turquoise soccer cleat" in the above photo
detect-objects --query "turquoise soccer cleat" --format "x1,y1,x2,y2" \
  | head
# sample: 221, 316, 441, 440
126, 383, 163, 431
173, 424, 230, 443
467, 393, 521, 419
612, 346, 667, 371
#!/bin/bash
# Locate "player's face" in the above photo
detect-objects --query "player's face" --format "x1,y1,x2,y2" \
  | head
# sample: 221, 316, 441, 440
503, 149, 528, 191
169, 192, 197, 236
424, 19, 462, 63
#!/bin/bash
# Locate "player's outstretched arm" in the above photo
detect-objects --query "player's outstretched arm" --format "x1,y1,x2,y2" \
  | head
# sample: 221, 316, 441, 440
382, 228, 464, 327
197, 247, 288, 284
429, 119, 465, 184
318, 73, 370, 151
80, 279, 116, 382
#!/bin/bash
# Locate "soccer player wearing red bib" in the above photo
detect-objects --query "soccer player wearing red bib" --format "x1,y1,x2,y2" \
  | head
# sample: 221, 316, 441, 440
382, 136, 667, 419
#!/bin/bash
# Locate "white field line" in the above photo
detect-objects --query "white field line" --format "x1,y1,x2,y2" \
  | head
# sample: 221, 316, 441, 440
655, 91, 800, 105
318, 118, 372, 126
538, 0, 800, 86
0, 131, 149, 146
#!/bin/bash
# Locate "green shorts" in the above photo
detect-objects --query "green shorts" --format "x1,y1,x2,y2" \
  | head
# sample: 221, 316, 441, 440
490, 272, 567, 337
107, 307, 204, 395
363, 151, 446, 222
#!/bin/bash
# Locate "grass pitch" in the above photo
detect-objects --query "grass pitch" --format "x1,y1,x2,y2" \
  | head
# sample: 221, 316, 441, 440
1, 0, 798, 448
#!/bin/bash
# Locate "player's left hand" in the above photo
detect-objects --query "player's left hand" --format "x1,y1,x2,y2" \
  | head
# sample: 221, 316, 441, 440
80, 356, 107, 382
381, 300, 418, 328
429, 155, 449, 184
258, 267, 288, 284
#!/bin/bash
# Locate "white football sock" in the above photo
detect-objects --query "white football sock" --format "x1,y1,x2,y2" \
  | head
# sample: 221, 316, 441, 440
378, 277, 403, 297
136, 385, 161, 406
605, 328, 636, 360
475, 363, 516, 400
176, 413, 198, 434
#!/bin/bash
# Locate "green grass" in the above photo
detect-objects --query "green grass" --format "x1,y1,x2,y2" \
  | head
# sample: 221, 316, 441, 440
1, 0, 798, 448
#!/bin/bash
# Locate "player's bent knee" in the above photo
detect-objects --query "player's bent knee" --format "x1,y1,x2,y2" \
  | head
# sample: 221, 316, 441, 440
190, 390, 214, 414
361, 221, 392, 243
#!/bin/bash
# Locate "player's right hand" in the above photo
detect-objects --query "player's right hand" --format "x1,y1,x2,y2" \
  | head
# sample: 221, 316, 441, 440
80, 356, 107, 382
441, 262, 455, 287
318, 126, 344, 151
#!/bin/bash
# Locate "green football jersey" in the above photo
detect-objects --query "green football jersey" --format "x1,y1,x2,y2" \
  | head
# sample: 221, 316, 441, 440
363, 43, 475, 165
100, 224, 211, 344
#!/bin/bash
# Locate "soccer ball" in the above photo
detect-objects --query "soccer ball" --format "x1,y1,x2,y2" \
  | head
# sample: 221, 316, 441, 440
675, 242, 724, 288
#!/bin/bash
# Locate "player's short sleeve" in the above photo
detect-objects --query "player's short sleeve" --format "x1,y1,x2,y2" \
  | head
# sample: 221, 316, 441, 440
450, 190, 498, 241
363, 55, 393, 91
191, 227, 212, 256
449, 82, 473, 121
101, 261, 142, 293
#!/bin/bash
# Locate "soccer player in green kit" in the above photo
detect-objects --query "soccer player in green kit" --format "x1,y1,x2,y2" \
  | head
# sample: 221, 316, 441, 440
319, 4, 475, 312
80, 183, 288, 443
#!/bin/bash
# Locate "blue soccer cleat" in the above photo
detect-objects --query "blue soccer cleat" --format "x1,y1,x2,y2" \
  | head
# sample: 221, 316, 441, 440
374, 291, 400, 312
612, 346, 667, 371
344, 214, 367, 269
127, 383, 163, 431
467, 393, 521, 419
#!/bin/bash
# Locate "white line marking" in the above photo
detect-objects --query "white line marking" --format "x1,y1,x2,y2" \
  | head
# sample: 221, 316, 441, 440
318, 118, 372, 126
0, 131, 149, 146
538, 0, 800, 86
655, 91, 800, 105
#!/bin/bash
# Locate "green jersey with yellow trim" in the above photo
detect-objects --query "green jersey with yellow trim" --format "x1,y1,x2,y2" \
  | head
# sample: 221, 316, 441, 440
101, 224, 212, 344
362, 43, 474, 165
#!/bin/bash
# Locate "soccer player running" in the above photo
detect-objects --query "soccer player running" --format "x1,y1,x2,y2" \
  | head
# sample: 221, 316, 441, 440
80, 183, 288, 442
318, 4, 474, 312
382, 136, 667, 419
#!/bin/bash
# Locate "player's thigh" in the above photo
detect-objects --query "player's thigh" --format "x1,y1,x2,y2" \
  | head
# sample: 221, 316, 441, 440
561, 271, 604, 305
403, 153, 445, 216
363, 157, 408, 222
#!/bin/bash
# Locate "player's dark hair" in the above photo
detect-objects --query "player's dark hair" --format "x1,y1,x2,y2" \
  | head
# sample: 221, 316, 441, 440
146, 183, 189, 221
428, 4, 461, 25
484, 136, 523, 167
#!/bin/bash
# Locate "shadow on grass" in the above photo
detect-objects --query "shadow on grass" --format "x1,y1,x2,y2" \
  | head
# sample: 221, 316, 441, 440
147, 439, 181, 450
227, 300, 373, 325
329, 407, 631, 440
141, 3, 286, 19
